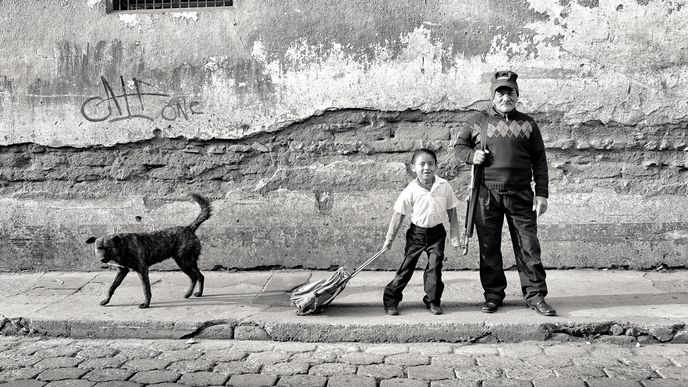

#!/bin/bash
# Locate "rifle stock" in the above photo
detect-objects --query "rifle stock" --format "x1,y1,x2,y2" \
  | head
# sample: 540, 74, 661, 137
462, 164, 481, 255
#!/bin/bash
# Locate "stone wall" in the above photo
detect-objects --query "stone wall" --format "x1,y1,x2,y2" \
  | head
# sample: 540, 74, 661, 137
0, 0, 686, 271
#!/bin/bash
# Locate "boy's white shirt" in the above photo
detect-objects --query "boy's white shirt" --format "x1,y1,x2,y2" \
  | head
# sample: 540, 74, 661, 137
394, 175, 460, 228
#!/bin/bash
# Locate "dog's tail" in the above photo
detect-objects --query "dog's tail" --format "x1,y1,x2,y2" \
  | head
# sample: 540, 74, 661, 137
189, 193, 212, 231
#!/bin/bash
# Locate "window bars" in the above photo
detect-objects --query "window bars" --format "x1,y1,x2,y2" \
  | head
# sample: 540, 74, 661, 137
112, 1, 233, 11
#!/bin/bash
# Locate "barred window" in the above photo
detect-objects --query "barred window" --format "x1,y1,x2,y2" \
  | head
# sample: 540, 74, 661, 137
112, 1, 233, 11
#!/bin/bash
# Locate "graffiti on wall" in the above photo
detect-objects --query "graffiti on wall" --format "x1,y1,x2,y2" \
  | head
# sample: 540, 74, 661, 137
81, 76, 203, 123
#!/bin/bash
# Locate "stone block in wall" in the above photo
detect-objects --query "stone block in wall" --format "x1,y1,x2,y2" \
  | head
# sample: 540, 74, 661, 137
148, 166, 189, 181
333, 126, 391, 142
393, 122, 450, 140
621, 163, 658, 178
0, 153, 31, 168
76, 152, 116, 167
367, 139, 420, 155
672, 331, 688, 343
253, 161, 410, 194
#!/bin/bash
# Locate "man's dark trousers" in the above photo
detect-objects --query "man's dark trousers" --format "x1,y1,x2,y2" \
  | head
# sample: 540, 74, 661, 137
474, 186, 548, 304
383, 224, 446, 308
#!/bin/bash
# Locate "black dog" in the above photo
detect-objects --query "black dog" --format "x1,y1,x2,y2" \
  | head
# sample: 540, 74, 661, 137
86, 193, 212, 308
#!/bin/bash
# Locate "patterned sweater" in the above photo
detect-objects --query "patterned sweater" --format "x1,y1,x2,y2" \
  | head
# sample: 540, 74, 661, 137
454, 107, 549, 198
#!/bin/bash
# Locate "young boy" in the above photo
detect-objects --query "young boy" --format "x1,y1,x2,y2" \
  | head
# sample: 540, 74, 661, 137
382, 148, 461, 316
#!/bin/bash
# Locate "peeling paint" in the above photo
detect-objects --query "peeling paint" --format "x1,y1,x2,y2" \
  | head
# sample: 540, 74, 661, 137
118, 14, 140, 28
171, 12, 199, 22
665, 230, 688, 240
243, 26, 479, 125
85, 0, 103, 8
518, 0, 688, 125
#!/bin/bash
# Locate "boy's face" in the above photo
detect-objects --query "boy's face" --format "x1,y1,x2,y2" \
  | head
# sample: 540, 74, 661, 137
492, 86, 518, 114
413, 153, 437, 182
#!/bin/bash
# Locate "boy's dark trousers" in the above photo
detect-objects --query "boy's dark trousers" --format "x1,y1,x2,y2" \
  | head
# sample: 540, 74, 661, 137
383, 223, 446, 308
474, 185, 548, 305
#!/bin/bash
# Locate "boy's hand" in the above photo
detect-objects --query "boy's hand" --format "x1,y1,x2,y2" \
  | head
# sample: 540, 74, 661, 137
382, 239, 393, 251
450, 236, 461, 249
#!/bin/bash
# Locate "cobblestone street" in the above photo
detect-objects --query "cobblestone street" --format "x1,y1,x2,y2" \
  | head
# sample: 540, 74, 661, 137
1, 336, 687, 386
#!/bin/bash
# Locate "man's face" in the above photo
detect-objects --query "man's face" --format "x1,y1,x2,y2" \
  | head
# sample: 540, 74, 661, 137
492, 87, 518, 114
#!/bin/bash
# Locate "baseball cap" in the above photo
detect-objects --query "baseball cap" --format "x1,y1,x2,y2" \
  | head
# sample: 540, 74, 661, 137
490, 70, 519, 96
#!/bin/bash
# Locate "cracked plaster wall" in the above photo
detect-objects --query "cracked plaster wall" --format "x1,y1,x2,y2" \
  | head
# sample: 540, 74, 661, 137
0, 0, 686, 271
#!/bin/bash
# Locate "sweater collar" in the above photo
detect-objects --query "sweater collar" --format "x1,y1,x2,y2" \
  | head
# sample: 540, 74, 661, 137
489, 106, 518, 122
489, 106, 518, 118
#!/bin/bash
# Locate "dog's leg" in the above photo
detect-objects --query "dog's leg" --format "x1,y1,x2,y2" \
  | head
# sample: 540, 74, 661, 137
194, 267, 204, 297
176, 263, 198, 299
137, 270, 152, 308
101, 267, 129, 306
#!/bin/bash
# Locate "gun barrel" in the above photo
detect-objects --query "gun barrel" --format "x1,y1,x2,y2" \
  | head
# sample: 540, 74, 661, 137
462, 164, 481, 256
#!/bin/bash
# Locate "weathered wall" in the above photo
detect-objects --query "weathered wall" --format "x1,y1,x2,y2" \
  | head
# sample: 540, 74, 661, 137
0, 0, 686, 271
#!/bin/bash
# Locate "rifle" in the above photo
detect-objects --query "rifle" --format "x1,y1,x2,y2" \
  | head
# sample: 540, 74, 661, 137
462, 163, 481, 255
462, 114, 486, 255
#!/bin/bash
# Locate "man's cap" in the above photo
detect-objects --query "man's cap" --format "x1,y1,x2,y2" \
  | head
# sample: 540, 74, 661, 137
490, 70, 519, 96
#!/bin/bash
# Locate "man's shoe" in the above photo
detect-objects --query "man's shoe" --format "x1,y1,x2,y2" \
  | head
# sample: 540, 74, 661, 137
428, 304, 443, 315
529, 300, 556, 316
423, 300, 443, 315
481, 300, 502, 313
384, 306, 399, 316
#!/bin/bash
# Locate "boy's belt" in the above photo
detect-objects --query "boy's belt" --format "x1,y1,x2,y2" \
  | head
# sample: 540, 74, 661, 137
410, 223, 444, 231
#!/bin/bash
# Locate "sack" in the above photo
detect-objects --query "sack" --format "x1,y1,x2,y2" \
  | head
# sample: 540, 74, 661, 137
290, 267, 351, 315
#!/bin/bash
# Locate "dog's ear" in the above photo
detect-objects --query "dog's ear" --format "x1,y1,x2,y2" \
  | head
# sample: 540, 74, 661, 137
112, 235, 122, 245
86, 237, 96, 244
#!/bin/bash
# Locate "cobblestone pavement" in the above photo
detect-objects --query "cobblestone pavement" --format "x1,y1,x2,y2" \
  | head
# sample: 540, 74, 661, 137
1, 336, 687, 386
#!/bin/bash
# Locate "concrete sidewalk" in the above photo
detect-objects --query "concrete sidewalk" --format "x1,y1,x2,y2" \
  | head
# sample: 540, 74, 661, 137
1, 269, 687, 344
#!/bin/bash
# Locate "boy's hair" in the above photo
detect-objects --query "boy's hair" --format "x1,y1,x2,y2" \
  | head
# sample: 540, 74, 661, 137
411, 148, 437, 164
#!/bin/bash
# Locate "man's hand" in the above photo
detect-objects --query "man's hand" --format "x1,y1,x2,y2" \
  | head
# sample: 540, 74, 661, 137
382, 239, 393, 251
472, 150, 489, 165
533, 196, 548, 217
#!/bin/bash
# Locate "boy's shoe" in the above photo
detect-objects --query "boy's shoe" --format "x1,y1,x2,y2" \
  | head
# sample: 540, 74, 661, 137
528, 300, 556, 316
481, 299, 502, 313
384, 306, 399, 316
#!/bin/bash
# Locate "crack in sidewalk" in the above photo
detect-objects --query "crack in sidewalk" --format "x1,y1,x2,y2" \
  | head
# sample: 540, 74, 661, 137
31, 273, 102, 314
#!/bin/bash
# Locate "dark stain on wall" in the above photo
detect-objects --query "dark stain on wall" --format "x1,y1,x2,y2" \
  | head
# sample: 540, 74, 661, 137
24, 40, 128, 111
577, 0, 600, 8
0, 76, 13, 93
241, 0, 551, 68
314, 189, 334, 215
168, 63, 204, 95
48, 40, 276, 100
56, 40, 124, 87
230, 58, 276, 97
0, 75, 12, 116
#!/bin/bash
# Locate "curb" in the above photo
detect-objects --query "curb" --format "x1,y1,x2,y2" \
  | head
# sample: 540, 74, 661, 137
2, 317, 687, 345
